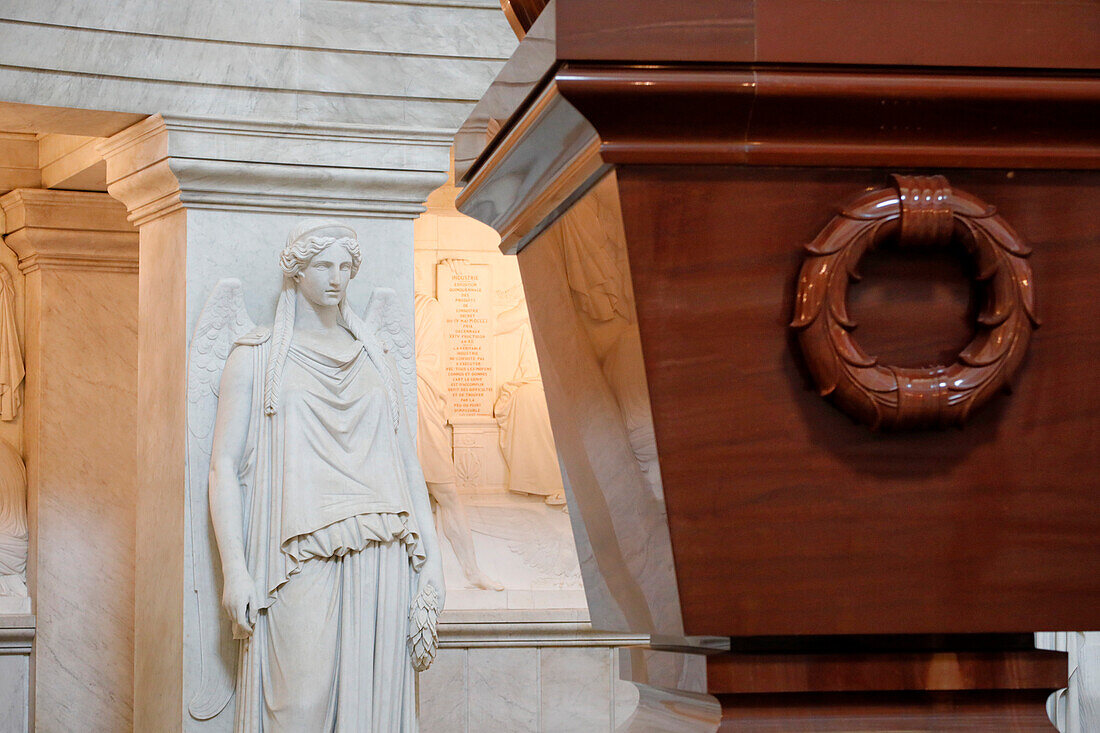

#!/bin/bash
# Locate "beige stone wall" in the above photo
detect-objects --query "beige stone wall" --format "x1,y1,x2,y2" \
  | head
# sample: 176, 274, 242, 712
1, 189, 138, 732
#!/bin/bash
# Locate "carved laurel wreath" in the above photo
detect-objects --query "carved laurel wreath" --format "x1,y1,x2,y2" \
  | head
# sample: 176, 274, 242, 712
791, 175, 1039, 430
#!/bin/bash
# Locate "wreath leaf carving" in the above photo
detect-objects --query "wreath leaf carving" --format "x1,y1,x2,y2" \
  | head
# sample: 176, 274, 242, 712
791, 177, 1039, 430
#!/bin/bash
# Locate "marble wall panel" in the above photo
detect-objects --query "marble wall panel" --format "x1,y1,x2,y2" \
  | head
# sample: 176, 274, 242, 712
297, 47, 506, 101
1, 22, 502, 105
1, 0, 512, 59
299, 0, 517, 60
419, 612, 646, 733
296, 91, 481, 130
0, 0, 298, 47
0, 67, 303, 127
468, 647, 540, 731
418, 648, 466, 732
29, 266, 138, 732
0, 22, 298, 91
0, 0, 514, 132
180, 208, 417, 733
541, 647, 613, 732
0, 653, 28, 733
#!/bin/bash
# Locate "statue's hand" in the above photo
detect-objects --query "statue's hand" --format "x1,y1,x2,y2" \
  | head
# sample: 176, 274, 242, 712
418, 560, 446, 611
221, 567, 258, 638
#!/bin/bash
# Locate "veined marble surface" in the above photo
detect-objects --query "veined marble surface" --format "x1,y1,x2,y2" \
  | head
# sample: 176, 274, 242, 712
0, 614, 32, 733
419, 609, 646, 733
0, 0, 517, 131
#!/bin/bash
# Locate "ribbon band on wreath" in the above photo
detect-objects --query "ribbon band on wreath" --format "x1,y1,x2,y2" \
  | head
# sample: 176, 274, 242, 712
790, 174, 1039, 431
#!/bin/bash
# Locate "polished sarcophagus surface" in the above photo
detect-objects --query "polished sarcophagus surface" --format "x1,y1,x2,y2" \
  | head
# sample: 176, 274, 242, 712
457, 1, 1099, 728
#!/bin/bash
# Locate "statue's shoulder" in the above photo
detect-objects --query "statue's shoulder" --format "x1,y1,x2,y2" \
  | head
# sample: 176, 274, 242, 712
233, 325, 272, 347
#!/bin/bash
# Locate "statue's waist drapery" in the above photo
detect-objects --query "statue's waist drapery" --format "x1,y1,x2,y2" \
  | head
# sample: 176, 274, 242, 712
283, 511, 425, 568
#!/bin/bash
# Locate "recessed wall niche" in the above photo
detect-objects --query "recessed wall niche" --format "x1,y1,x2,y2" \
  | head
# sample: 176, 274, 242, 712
413, 169, 584, 612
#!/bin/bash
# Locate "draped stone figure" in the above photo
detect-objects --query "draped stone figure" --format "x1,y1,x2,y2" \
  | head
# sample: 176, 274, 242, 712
189, 220, 443, 731
413, 293, 502, 590
554, 184, 663, 501
494, 301, 566, 505
0, 439, 28, 614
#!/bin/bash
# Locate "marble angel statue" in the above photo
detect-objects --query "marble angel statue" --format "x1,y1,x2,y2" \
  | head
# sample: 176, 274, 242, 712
186, 220, 444, 731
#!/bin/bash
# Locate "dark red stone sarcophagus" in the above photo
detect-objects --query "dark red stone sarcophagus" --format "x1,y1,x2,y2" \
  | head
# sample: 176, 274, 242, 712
457, 2, 1100, 728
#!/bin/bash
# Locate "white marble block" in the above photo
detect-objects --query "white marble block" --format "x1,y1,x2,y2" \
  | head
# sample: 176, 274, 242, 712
0, 616, 31, 733
418, 610, 645, 733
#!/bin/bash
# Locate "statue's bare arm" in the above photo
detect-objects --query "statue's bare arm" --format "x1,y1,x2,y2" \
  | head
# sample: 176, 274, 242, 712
208, 345, 257, 638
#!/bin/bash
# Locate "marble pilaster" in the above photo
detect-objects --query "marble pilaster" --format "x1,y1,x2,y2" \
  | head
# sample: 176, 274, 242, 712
0, 188, 138, 732
99, 113, 452, 732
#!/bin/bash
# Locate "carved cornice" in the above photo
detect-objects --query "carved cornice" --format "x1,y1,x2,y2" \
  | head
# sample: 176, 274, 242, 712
98, 115, 185, 227
458, 66, 1100, 249
556, 66, 1100, 169
100, 114, 453, 224
0, 189, 138, 273
0, 621, 34, 654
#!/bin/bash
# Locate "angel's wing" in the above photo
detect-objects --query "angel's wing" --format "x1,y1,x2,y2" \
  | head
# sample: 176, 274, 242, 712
186, 279, 255, 721
363, 288, 416, 434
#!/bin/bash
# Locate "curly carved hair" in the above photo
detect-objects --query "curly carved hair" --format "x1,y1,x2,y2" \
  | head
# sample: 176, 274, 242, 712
265, 220, 364, 415
279, 221, 362, 279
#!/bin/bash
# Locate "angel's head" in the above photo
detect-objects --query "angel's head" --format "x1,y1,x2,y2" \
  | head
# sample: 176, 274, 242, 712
266, 219, 370, 415
281, 220, 362, 307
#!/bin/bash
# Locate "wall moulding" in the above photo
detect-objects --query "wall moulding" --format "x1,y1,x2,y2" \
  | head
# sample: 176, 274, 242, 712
436, 609, 647, 649
0, 189, 138, 273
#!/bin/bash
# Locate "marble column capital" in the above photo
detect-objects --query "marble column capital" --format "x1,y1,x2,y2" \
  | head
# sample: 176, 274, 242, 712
99, 113, 453, 223
0, 189, 138, 274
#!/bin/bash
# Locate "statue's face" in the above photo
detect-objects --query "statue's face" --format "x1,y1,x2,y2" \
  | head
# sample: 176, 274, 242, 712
297, 243, 353, 308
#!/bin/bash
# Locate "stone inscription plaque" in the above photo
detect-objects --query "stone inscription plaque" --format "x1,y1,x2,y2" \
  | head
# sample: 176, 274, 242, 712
438, 261, 494, 416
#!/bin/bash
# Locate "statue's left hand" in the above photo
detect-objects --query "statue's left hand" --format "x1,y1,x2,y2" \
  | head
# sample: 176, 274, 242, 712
418, 560, 446, 610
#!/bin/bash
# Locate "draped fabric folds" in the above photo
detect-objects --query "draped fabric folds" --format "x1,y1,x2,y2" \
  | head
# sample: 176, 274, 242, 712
0, 267, 23, 421
231, 334, 421, 731
494, 327, 564, 499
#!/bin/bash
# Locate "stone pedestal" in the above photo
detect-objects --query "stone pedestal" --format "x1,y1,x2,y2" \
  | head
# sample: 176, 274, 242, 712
0, 189, 138, 732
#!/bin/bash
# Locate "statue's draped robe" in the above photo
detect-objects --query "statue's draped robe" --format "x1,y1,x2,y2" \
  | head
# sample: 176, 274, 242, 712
413, 294, 456, 484
494, 326, 564, 498
231, 333, 425, 732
